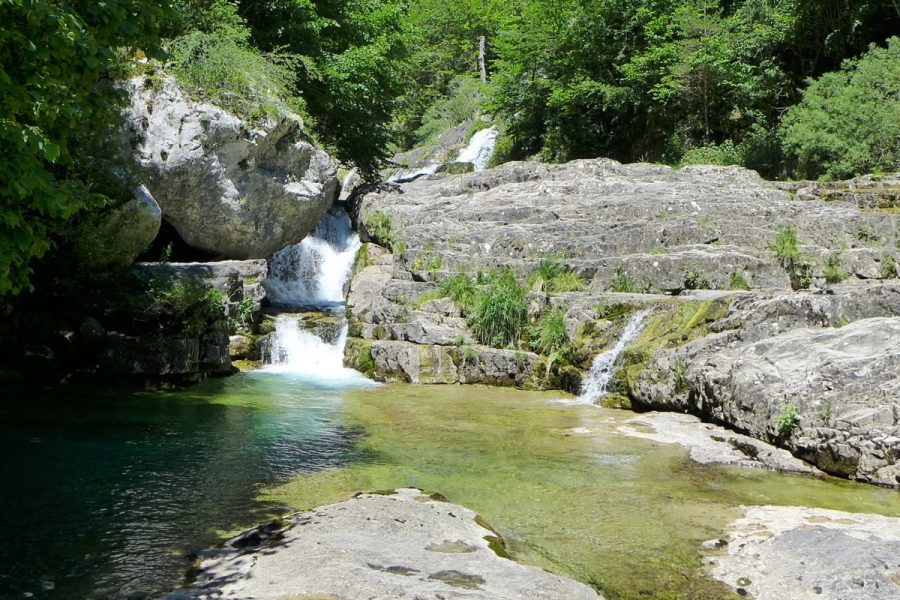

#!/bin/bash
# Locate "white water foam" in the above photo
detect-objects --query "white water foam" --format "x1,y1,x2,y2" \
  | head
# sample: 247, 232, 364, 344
264, 207, 361, 307
456, 126, 499, 172
577, 310, 652, 404
262, 316, 372, 385
388, 163, 440, 183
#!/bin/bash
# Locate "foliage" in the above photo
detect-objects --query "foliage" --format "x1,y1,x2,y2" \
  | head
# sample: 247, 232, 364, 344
679, 140, 741, 167
775, 403, 799, 437
530, 255, 586, 293
415, 75, 486, 144
882, 254, 898, 279
528, 309, 570, 357
239, 0, 410, 180
728, 271, 751, 291
139, 275, 227, 336
363, 212, 395, 248
0, 0, 170, 297
682, 264, 711, 290
824, 254, 847, 284
469, 268, 528, 348
771, 225, 801, 269
440, 273, 477, 312
610, 264, 639, 294
227, 296, 257, 333
780, 38, 900, 180
594, 302, 635, 321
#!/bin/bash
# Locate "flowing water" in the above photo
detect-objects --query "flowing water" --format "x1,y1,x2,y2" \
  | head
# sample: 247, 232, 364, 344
456, 126, 499, 171
579, 309, 651, 404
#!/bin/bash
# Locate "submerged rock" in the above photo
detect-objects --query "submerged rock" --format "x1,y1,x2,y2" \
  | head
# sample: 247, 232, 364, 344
711, 506, 900, 599
164, 488, 602, 600
126, 75, 338, 259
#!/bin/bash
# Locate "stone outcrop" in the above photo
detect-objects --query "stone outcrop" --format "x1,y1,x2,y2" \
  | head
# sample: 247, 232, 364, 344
629, 285, 900, 487
351, 159, 899, 291
710, 506, 900, 599
127, 75, 338, 259
164, 488, 602, 600
73, 185, 162, 270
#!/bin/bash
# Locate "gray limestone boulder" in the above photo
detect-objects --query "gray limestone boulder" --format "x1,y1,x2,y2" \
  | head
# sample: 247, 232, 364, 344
126, 75, 338, 258
710, 506, 900, 600
164, 488, 602, 600
73, 185, 161, 269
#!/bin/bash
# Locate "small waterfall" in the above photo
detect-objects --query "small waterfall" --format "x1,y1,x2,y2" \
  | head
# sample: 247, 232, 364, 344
388, 163, 440, 183
261, 206, 372, 384
456, 126, 499, 172
264, 206, 360, 307
578, 310, 652, 404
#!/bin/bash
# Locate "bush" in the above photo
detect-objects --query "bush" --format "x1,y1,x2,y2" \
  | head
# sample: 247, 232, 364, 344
780, 37, 900, 180
679, 140, 741, 167
167, 32, 306, 123
682, 264, 711, 290
775, 403, 799, 437
363, 212, 396, 249
139, 275, 226, 336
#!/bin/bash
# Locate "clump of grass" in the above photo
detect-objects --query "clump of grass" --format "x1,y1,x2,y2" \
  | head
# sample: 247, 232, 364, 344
610, 264, 639, 293
594, 301, 634, 320
771, 225, 800, 269
469, 268, 528, 348
528, 309, 569, 356
682, 263, 711, 290
824, 253, 847, 284
728, 271, 751, 290
440, 273, 477, 312
530, 255, 586, 293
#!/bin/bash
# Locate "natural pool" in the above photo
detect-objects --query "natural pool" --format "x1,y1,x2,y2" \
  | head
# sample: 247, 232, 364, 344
2, 373, 899, 599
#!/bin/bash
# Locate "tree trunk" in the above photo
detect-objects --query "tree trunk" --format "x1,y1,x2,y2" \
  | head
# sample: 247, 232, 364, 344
478, 36, 488, 83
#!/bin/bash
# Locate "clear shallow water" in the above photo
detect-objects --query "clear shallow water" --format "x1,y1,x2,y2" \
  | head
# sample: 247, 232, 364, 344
2, 377, 899, 600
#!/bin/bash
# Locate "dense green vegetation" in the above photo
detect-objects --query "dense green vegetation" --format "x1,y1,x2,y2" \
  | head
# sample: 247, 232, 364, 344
2, 0, 899, 299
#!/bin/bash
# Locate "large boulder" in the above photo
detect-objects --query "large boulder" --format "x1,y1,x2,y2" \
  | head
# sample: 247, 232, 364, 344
126, 75, 338, 258
164, 489, 602, 600
73, 185, 161, 269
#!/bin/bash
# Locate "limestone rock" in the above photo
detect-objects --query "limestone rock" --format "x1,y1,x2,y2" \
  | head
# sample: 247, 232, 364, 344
126, 75, 338, 258
631, 316, 900, 486
163, 489, 602, 600
711, 506, 900, 600
73, 185, 161, 269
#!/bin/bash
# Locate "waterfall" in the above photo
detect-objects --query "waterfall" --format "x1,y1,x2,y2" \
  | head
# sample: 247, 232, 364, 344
264, 206, 360, 307
261, 206, 372, 384
388, 163, 440, 183
578, 310, 652, 404
456, 126, 499, 172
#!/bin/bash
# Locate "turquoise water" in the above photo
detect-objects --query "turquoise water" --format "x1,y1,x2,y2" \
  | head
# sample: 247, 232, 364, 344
0, 373, 363, 600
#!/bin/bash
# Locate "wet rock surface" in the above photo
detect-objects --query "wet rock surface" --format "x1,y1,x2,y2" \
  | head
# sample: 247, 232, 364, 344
710, 506, 900, 600
163, 488, 602, 600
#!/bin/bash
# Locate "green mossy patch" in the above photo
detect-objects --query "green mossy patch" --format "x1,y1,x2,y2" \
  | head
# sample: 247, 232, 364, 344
345, 338, 376, 377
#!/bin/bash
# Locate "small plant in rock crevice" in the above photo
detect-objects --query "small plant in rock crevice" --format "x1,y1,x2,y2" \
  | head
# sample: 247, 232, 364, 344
530, 254, 586, 293
771, 225, 800, 269
775, 403, 799, 437
682, 264, 711, 290
728, 271, 751, 290
363, 212, 396, 249
881, 253, 898, 279
610, 264, 639, 293
824, 253, 847, 284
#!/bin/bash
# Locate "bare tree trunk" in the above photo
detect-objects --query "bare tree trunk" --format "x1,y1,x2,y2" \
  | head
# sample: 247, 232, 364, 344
478, 36, 488, 83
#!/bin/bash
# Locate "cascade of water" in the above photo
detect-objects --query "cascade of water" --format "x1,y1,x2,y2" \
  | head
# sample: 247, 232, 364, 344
264, 206, 361, 307
456, 126, 499, 172
262, 316, 367, 384
388, 163, 440, 183
578, 310, 652, 404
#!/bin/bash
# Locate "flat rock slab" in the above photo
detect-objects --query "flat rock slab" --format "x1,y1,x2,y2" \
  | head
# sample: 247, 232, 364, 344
711, 506, 900, 599
617, 412, 821, 475
164, 488, 601, 600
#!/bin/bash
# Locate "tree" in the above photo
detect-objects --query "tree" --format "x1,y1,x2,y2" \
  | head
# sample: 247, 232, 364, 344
0, 0, 170, 297
780, 37, 900, 180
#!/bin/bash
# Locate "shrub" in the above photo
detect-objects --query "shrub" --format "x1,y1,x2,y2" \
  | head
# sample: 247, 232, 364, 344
228, 296, 256, 334
728, 271, 751, 290
882, 254, 898, 279
610, 264, 639, 293
824, 254, 847, 284
141, 275, 226, 336
469, 268, 528, 348
440, 273, 477, 313
775, 404, 799, 437
679, 140, 741, 167
682, 264, 712, 290
363, 212, 395, 248
780, 37, 900, 180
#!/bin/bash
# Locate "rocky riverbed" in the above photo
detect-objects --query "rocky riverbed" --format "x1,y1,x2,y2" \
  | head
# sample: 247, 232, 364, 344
345, 160, 900, 486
